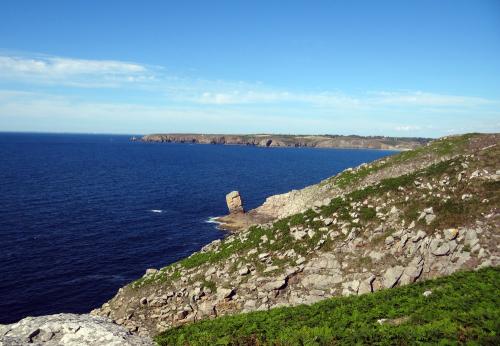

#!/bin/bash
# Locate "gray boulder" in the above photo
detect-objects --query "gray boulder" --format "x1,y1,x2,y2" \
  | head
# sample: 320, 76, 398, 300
383, 266, 405, 288
0, 313, 152, 345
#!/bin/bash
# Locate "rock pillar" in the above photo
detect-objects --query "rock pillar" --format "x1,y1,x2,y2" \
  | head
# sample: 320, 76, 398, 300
226, 191, 244, 214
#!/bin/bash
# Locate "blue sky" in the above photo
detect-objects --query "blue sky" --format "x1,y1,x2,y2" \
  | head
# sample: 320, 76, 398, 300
0, 0, 499, 137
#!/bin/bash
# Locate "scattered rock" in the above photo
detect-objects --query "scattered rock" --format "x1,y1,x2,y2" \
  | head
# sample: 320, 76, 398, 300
425, 214, 436, 225
264, 279, 287, 291
430, 239, 450, 256
383, 266, 404, 288
238, 267, 250, 276
197, 301, 216, 317
205, 267, 216, 276
176, 310, 188, 320
412, 230, 426, 242
385, 236, 395, 246
358, 275, 376, 295
292, 230, 307, 240
461, 193, 473, 200
217, 288, 235, 300
465, 229, 479, 247
145, 268, 158, 276
443, 228, 458, 241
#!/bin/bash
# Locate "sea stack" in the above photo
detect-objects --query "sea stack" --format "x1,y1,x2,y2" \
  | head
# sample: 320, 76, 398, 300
226, 191, 244, 214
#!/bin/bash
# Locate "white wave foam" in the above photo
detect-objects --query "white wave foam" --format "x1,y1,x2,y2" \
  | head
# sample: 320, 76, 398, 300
205, 216, 221, 224
150, 209, 163, 213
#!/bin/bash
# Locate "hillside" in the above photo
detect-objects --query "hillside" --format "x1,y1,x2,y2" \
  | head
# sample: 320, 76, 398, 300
156, 267, 500, 345
139, 133, 430, 150
93, 133, 499, 340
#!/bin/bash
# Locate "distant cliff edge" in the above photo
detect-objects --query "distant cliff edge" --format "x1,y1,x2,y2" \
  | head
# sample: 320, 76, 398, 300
138, 134, 431, 150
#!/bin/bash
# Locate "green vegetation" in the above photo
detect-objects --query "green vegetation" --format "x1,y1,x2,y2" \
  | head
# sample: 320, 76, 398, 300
201, 280, 217, 293
131, 268, 181, 288
156, 267, 500, 345
360, 206, 376, 221
328, 133, 476, 189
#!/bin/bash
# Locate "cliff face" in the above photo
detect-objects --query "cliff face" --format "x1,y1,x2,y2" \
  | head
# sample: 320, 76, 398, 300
94, 133, 499, 338
140, 133, 430, 150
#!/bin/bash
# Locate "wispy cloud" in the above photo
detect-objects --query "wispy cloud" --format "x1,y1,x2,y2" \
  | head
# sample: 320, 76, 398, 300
0, 53, 497, 110
370, 91, 493, 107
195, 90, 362, 109
394, 125, 422, 132
196, 89, 497, 108
1, 89, 499, 137
0, 54, 155, 87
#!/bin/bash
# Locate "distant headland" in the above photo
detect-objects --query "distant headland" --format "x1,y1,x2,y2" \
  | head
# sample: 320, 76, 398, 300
136, 133, 431, 150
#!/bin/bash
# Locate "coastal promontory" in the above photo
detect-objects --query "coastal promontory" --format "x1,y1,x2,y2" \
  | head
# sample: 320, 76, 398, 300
139, 133, 430, 150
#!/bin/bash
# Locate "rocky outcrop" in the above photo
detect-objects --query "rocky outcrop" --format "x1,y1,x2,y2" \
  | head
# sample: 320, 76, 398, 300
93, 134, 499, 337
226, 191, 244, 214
0, 313, 153, 345
140, 134, 430, 151
235, 134, 499, 223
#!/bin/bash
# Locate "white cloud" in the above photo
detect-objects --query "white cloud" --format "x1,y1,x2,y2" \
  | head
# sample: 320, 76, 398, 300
195, 90, 363, 110
0, 54, 153, 87
0, 55, 146, 75
194, 89, 496, 110
370, 91, 493, 107
394, 125, 422, 131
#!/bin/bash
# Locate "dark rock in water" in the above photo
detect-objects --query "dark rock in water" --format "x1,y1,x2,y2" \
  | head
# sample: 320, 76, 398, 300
226, 191, 244, 214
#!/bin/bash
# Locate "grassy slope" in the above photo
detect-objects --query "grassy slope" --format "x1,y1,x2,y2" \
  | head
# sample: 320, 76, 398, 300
156, 267, 500, 345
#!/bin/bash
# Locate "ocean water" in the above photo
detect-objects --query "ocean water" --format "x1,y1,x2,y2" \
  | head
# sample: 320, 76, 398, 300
0, 133, 394, 323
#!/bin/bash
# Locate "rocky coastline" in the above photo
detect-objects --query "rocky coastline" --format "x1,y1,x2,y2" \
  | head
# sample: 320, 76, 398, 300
93, 133, 498, 339
138, 133, 430, 151
2, 133, 498, 345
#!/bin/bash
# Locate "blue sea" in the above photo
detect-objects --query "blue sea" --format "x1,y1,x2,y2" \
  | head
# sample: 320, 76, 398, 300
0, 133, 394, 323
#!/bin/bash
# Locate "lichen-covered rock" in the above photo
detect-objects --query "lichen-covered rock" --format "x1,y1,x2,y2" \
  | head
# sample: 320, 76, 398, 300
0, 313, 153, 345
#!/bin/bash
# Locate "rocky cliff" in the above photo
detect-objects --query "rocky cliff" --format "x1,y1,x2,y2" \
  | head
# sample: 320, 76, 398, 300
140, 133, 430, 150
93, 133, 499, 338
